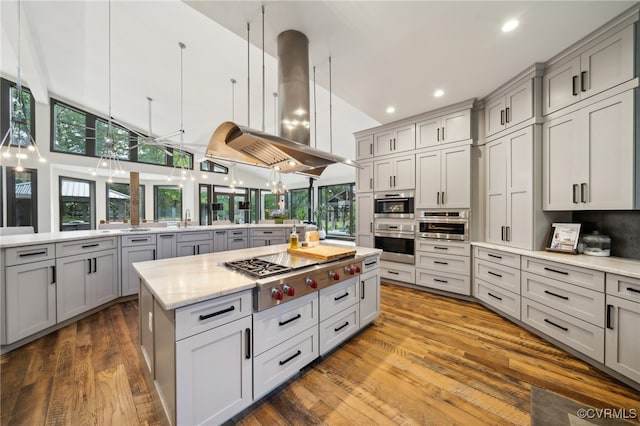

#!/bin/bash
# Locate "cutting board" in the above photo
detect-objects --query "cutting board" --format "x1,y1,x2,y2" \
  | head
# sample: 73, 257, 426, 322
287, 244, 356, 261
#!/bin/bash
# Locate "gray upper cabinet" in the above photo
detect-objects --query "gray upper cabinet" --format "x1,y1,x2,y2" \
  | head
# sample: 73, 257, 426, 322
485, 79, 535, 138
417, 109, 471, 148
355, 134, 374, 160
374, 124, 415, 156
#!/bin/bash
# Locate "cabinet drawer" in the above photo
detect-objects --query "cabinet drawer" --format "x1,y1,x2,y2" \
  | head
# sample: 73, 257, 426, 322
176, 231, 213, 243
253, 292, 319, 356
320, 304, 360, 356
522, 271, 604, 327
5, 243, 55, 266
121, 234, 157, 247
319, 277, 359, 319
416, 252, 470, 276
476, 278, 521, 320
521, 257, 604, 292
380, 264, 415, 284
361, 256, 380, 273
251, 229, 286, 238
175, 290, 252, 341
416, 268, 470, 295
474, 246, 520, 269
474, 259, 520, 294
416, 240, 470, 257
56, 237, 117, 258
227, 229, 248, 238
606, 273, 640, 303
253, 326, 319, 399
521, 298, 604, 363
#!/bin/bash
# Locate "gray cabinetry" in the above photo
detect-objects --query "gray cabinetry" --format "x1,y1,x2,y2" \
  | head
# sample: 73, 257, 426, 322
355, 193, 374, 248
212, 230, 228, 252
227, 229, 248, 251
359, 256, 380, 327
473, 246, 522, 320
249, 229, 286, 247
156, 232, 177, 259
176, 231, 213, 257
121, 234, 157, 297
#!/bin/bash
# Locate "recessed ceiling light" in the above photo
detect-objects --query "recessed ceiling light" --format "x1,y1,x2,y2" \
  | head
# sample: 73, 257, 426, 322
386, 106, 396, 114
433, 89, 445, 98
502, 19, 519, 33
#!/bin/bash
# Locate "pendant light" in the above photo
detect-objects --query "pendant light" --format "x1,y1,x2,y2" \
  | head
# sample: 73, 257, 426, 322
0, 0, 46, 171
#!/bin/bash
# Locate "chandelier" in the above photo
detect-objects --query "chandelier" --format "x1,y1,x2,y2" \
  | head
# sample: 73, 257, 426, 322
0, 0, 46, 171
266, 167, 287, 195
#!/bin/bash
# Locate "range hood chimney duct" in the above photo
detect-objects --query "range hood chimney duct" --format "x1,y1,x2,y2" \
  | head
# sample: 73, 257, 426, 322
206, 29, 358, 177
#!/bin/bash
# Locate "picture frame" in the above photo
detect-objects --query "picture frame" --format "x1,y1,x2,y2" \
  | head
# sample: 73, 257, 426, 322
545, 223, 582, 254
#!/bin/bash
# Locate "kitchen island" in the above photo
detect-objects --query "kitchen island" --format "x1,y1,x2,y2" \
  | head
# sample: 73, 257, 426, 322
133, 243, 381, 425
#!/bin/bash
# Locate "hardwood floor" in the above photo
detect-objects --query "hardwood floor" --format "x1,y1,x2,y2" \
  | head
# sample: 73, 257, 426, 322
2, 283, 638, 425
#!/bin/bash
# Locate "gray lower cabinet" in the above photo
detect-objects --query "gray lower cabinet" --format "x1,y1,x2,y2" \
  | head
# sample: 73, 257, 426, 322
156, 233, 177, 259
5, 260, 56, 343
360, 267, 380, 327
121, 245, 156, 296
249, 229, 286, 247
56, 249, 118, 322
228, 237, 248, 251
176, 231, 214, 257
212, 230, 228, 252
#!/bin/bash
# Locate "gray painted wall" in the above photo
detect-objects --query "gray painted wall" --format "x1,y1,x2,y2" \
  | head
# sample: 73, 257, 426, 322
572, 211, 640, 260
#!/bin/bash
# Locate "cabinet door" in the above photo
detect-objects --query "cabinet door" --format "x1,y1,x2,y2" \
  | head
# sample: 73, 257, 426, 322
543, 111, 580, 210
374, 130, 394, 156
121, 246, 155, 297
581, 25, 634, 99
416, 117, 441, 148
93, 250, 118, 305
56, 255, 92, 322
416, 151, 441, 208
605, 295, 640, 384
356, 193, 374, 248
486, 138, 507, 245
373, 158, 394, 191
196, 241, 213, 255
543, 56, 581, 115
441, 109, 470, 143
213, 231, 228, 252
393, 124, 416, 152
250, 238, 268, 248
176, 316, 252, 426
355, 162, 374, 193
5, 260, 56, 343
506, 80, 533, 128
228, 237, 247, 251
176, 243, 196, 257
506, 127, 534, 249
360, 270, 380, 327
393, 155, 415, 190
441, 145, 470, 208
583, 91, 634, 209
486, 96, 507, 137
156, 233, 177, 259
355, 134, 374, 160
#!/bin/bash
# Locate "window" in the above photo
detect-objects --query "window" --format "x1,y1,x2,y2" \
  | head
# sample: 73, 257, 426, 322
288, 188, 310, 221
261, 190, 279, 220
200, 160, 228, 174
95, 119, 131, 160
212, 186, 248, 224
199, 184, 211, 225
59, 177, 95, 231
137, 140, 167, 165
52, 101, 88, 154
154, 185, 182, 221
172, 149, 193, 169
6, 167, 38, 231
318, 183, 355, 240
106, 182, 145, 222
1, 78, 35, 148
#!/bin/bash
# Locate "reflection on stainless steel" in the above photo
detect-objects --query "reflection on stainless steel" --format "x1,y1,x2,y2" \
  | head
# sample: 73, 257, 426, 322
374, 191, 415, 219
374, 222, 415, 264
416, 209, 469, 241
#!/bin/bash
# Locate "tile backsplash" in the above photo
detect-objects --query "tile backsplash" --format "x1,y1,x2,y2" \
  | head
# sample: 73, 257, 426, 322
572, 211, 640, 260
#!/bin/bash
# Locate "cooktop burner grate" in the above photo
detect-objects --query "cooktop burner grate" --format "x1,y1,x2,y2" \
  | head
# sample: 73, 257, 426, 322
225, 258, 292, 278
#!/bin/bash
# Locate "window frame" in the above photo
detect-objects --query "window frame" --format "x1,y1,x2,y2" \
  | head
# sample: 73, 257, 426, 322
106, 182, 146, 223
59, 176, 96, 231
154, 185, 183, 222
6, 167, 38, 232
317, 182, 356, 241
1, 78, 36, 148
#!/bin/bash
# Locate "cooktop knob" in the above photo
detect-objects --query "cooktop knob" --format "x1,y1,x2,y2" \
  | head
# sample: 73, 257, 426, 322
354, 265, 361, 273
344, 265, 355, 275
305, 278, 318, 289
271, 288, 284, 301
283, 284, 295, 297
329, 271, 340, 281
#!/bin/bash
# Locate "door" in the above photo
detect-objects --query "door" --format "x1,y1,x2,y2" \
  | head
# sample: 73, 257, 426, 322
356, 193, 374, 248
393, 155, 415, 190
121, 246, 154, 297
543, 56, 581, 115
93, 249, 118, 304
486, 96, 507, 137
416, 117, 441, 148
393, 124, 416, 152
355, 134, 374, 160
441, 109, 470, 143
441, 145, 470, 208
56, 254, 92, 322
156, 233, 177, 259
605, 295, 640, 383
373, 159, 394, 192
416, 151, 441, 208
360, 270, 380, 326
213, 230, 228, 252
374, 130, 394, 156
196, 241, 214, 255
543, 111, 579, 210
506, 80, 533, 128
506, 127, 533, 249
5, 261, 56, 343
177, 243, 196, 257
486, 138, 507, 245
356, 162, 374, 193
228, 237, 247, 251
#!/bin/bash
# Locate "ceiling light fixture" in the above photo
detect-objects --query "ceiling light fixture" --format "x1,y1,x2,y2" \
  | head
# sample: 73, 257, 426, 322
386, 106, 396, 114
502, 19, 519, 33
0, 0, 46, 171
433, 89, 445, 98
266, 167, 287, 196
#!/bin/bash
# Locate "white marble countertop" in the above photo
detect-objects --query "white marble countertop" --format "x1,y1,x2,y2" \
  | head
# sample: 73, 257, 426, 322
133, 243, 382, 311
0, 223, 304, 249
472, 242, 640, 279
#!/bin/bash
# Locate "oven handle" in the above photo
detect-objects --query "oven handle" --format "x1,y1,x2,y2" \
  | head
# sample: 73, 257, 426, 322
375, 232, 415, 239
377, 197, 410, 202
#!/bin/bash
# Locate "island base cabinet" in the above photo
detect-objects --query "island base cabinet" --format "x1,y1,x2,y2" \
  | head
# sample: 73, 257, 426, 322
176, 315, 253, 426
253, 326, 318, 400
5, 260, 56, 344
605, 295, 640, 383
360, 269, 380, 326
319, 305, 359, 356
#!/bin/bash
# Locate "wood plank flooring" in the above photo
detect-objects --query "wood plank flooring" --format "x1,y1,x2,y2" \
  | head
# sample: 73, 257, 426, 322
2, 283, 639, 425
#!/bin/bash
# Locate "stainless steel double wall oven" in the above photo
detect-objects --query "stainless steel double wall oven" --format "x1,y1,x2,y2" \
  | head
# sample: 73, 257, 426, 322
374, 191, 415, 264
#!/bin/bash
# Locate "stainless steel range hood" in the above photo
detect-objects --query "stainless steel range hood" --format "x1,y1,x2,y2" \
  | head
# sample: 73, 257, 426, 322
206, 30, 359, 177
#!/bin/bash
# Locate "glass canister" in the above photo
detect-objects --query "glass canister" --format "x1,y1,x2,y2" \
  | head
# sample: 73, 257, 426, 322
582, 231, 611, 257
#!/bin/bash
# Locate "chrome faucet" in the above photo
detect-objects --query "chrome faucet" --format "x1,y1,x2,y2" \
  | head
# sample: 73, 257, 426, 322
184, 209, 191, 227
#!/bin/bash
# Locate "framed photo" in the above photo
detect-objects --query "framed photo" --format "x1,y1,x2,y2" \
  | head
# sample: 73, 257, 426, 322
546, 223, 581, 254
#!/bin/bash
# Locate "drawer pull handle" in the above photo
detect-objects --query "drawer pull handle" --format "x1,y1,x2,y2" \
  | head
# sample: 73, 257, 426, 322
245, 328, 251, 359
433, 278, 448, 284
627, 287, 640, 294
487, 253, 502, 259
131, 238, 149, 243
160, 234, 174, 238
279, 350, 302, 366
233, 232, 243, 235
544, 318, 568, 332
199, 306, 235, 321
82, 243, 100, 249
488, 271, 503, 278
543, 267, 568, 276
215, 231, 226, 234
388, 271, 400, 275
87, 258, 92, 274
433, 246, 448, 250
51, 266, 57, 284
364, 261, 377, 267
334, 321, 350, 332
544, 290, 568, 300
263, 231, 273, 234
361, 281, 365, 300
334, 292, 350, 301
488, 292, 502, 301
19, 250, 47, 257
232, 239, 244, 242
606, 305, 613, 330
279, 314, 302, 326
434, 261, 448, 265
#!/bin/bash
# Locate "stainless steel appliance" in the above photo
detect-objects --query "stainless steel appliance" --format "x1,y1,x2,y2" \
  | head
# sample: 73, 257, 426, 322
225, 252, 362, 311
417, 209, 469, 241
374, 222, 415, 264
374, 191, 415, 219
